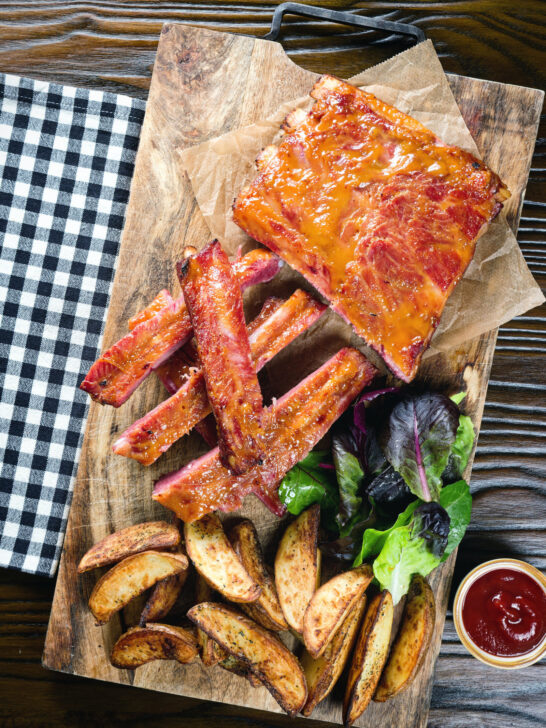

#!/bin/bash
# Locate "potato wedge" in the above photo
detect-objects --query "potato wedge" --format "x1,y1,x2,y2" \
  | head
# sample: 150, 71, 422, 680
275, 504, 320, 634
195, 574, 222, 666
185, 514, 261, 603
88, 551, 188, 624
110, 623, 198, 668
78, 521, 180, 573
188, 602, 307, 716
343, 590, 393, 726
139, 569, 188, 625
303, 564, 373, 658
301, 595, 367, 717
229, 519, 288, 631
374, 575, 435, 702
218, 653, 262, 687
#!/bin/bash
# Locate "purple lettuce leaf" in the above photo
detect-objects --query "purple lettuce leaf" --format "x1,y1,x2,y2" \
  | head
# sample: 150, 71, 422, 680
383, 393, 459, 502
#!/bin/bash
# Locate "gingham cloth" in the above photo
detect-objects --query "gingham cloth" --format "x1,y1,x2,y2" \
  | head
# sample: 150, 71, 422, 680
0, 73, 145, 576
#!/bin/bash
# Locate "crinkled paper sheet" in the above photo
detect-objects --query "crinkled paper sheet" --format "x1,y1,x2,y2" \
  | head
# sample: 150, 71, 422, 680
180, 40, 543, 373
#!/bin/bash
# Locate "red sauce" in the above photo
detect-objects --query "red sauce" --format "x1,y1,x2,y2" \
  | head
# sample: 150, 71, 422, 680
462, 568, 546, 657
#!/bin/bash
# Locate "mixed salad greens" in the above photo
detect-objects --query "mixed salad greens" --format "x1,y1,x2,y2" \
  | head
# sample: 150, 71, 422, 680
278, 388, 474, 603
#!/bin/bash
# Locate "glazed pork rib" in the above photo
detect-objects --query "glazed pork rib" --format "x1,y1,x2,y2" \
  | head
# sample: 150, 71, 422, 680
179, 240, 270, 475
179, 299, 292, 449
80, 248, 281, 407
127, 289, 173, 330
113, 290, 326, 465
153, 347, 376, 522
153, 297, 286, 397
233, 75, 510, 382
127, 299, 218, 446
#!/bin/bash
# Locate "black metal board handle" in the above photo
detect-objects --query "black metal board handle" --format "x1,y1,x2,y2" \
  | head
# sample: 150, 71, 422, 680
264, 2, 425, 44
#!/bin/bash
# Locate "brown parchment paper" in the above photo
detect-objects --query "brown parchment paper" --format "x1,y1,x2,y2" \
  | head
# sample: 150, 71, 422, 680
180, 40, 543, 369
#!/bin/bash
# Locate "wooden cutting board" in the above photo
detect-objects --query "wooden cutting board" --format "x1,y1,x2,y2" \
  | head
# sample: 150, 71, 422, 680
42, 23, 543, 728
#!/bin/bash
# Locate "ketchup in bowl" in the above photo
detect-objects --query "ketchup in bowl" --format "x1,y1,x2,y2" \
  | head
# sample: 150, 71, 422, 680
454, 559, 546, 668
462, 567, 546, 657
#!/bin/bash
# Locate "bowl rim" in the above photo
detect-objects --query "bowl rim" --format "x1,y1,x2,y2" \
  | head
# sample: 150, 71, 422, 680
453, 558, 546, 669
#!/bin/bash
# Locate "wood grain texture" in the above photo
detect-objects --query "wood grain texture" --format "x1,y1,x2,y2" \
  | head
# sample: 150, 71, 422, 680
36, 18, 544, 728
0, 3, 545, 728
1, 2, 545, 97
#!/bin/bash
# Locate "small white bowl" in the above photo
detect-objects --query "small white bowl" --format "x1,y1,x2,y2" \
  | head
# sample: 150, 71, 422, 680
453, 558, 546, 669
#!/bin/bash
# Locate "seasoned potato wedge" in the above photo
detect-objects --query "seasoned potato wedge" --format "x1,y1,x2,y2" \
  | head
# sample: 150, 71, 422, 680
374, 575, 435, 702
343, 591, 393, 726
301, 595, 367, 717
139, 569, 188, 625
303, 564, 373, 658
110, 623, 198, 668
88, 550, 188, 624
188, 602, 307, 716
218, 653, 262, 687
195, 575, 223, 666
275, 504, 320, 634
185, 514, 261, 603
78, 521, 180, 573
229, 519, 288, 631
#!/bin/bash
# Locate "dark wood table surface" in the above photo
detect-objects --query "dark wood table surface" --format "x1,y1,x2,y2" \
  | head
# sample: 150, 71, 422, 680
1, 2, 544, 727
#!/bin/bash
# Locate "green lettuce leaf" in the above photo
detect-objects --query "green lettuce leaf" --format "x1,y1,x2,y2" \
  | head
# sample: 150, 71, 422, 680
443, 414, 475, 483
439, 480, 472, 560
278, 451, 338, 521
372, 526, 440, 604
332, 433, 365, 531
450, 392, 467, 406
353, 500, 419, 565
355, 481, 472, 602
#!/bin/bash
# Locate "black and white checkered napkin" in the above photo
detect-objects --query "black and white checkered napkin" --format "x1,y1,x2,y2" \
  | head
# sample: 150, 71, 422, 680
0, 73, 145, 576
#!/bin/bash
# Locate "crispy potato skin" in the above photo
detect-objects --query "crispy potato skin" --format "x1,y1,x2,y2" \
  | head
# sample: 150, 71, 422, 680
188, 602, 307, 716
139, 569, 188, 625
374, 575, 435, 702
88, 551, 188, 625
229, 519, 288, 631
303, 564, 373, 658
275, 504, 320, 634
185, 514, 261, 603
343, 590, 394, 726
110, 623, 198, 668
301, 596, 367, 717
195, 575, 223, 666
78, 521, 180, 573
218, 653, 262, 687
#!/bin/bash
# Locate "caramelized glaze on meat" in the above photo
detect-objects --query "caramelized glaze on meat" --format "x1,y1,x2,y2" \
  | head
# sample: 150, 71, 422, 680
79, 248, 281, 406
233, 75, 509, 381
153, 347, 376, 522
179, 240, 269, 475
113, 290, 326, 465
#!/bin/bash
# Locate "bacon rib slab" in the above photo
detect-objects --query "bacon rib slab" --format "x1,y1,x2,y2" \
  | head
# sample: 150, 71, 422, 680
128, 289, 173, 330
80, 248, 282, 407
113, 290, 327, 465
179, 240, 271, 474
153, 347, 376, 522
156, 297, 288, 397
127, 297, 218, 446
233, 75, 510, 382
157, 298, 291, 449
